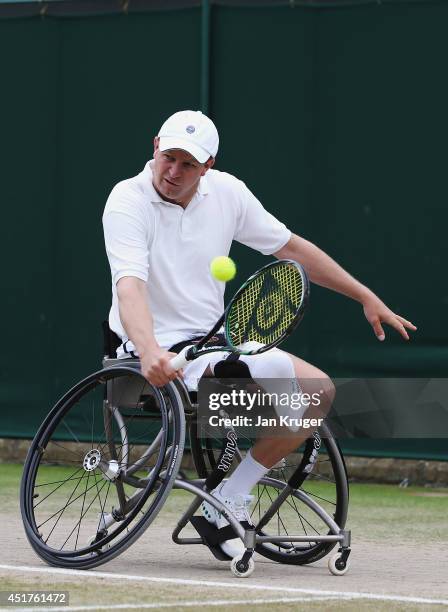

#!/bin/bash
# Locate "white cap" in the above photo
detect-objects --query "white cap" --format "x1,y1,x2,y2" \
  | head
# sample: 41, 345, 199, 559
158, 110, 219, 163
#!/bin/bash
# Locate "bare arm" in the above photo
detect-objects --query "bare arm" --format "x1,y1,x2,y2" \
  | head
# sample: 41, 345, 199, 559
274, 234, 417, 341
117, 277, 179, 386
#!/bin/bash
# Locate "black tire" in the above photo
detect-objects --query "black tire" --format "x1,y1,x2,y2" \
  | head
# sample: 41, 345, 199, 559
20, 366, 185, 569
190, 421, 348, 565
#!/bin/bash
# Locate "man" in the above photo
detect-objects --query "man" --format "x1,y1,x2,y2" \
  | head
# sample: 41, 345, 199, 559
103, 110, 416, 558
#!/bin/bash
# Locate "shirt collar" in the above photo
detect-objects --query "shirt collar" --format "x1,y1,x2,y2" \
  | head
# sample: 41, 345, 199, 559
197, 172, 209, 196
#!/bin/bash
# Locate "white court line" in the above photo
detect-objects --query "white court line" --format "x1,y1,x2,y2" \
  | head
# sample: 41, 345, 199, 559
0, 595, 371, 612
0, 564, 447, 606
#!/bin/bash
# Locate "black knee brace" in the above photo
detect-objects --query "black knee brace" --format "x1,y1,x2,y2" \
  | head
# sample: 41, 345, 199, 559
213, 353, 251, 379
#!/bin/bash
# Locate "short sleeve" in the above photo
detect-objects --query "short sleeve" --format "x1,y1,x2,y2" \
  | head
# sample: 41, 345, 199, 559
233, 181, 291, 255
102, 184, 151, 285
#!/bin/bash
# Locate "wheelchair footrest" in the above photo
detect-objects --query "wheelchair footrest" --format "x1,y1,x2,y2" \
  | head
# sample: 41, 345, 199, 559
189, 516, 233, 561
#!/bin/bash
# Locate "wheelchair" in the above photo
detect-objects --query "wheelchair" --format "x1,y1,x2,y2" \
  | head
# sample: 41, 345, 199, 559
20, 325, 351, 578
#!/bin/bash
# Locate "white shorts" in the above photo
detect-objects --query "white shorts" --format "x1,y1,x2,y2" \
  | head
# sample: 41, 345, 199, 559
116, 341, 279, 392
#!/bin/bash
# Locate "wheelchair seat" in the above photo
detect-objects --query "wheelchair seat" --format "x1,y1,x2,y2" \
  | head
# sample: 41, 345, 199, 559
102, 320, 198, 410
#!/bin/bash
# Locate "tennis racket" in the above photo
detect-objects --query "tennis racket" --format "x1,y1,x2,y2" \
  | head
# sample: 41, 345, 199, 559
170, 259, 309, 370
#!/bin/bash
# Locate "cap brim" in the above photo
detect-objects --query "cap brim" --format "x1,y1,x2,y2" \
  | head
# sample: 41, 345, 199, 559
158, 136, 209, 163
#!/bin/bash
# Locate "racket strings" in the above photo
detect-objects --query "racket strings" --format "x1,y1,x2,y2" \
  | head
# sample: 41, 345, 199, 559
227, 263, 304, 348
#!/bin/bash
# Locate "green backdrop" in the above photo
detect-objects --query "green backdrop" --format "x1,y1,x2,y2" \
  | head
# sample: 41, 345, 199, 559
0, 1, 446, 459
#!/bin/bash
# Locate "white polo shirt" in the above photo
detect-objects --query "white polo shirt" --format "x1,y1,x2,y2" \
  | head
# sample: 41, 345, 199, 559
103, 161, 291, 354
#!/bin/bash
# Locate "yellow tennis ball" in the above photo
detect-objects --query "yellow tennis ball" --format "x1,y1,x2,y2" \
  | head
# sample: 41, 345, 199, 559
210, 256, 236, 281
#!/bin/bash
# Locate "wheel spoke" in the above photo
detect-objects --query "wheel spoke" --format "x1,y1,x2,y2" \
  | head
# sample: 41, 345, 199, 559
34, 474, 85, 488
62, 419, 81, 444
46, 440, 85, 461
42, 471, 88, 543
95, 475, 112, 536
37, 477, 109, 529
34, 466, 85, 508
59, 478, 109, 550
300, 488, 336, 507
75, 470, 91, 550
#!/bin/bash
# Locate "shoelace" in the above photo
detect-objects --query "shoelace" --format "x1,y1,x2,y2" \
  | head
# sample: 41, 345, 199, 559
226, 494, 253, 522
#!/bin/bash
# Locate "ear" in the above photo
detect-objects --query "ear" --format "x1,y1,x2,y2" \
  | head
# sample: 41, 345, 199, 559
201, 156, 215, 176
153, 137, 160, 155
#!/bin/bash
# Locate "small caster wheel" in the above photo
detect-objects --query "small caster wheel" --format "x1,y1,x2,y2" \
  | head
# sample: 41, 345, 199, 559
328, 553, 350, 576
230, 554, 255, 578
89, 529, 110, 552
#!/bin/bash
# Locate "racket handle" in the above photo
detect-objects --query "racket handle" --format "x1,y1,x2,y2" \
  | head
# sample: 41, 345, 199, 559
170, 348, 190, 370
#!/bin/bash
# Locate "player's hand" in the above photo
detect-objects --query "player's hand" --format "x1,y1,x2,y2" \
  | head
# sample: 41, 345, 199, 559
140, 347, 183, 387
362, 295, 417, 341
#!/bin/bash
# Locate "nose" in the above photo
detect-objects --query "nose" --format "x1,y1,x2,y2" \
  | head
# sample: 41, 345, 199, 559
168, 161, 183, 179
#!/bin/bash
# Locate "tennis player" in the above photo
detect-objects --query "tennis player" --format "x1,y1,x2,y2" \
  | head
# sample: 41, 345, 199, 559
103, 110, 416, 557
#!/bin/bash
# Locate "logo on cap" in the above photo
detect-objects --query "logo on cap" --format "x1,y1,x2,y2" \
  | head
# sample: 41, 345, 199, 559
186, 125, 196, 134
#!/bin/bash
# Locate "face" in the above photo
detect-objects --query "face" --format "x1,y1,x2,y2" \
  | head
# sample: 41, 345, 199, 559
152, 137, 214, 206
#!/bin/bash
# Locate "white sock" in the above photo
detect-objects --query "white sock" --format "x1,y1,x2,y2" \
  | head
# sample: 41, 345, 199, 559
220, 450, 269, 498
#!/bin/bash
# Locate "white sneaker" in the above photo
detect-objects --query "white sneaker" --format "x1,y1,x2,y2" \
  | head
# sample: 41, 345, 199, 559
202, 485, 254, 558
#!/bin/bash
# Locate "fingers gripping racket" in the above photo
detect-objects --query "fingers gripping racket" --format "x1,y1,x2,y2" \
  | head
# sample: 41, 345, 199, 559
170, 259, 309, 370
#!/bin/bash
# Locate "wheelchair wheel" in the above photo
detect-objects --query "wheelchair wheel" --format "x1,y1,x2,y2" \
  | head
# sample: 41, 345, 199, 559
20, 366, 185, 569
190, 421, 348, 565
